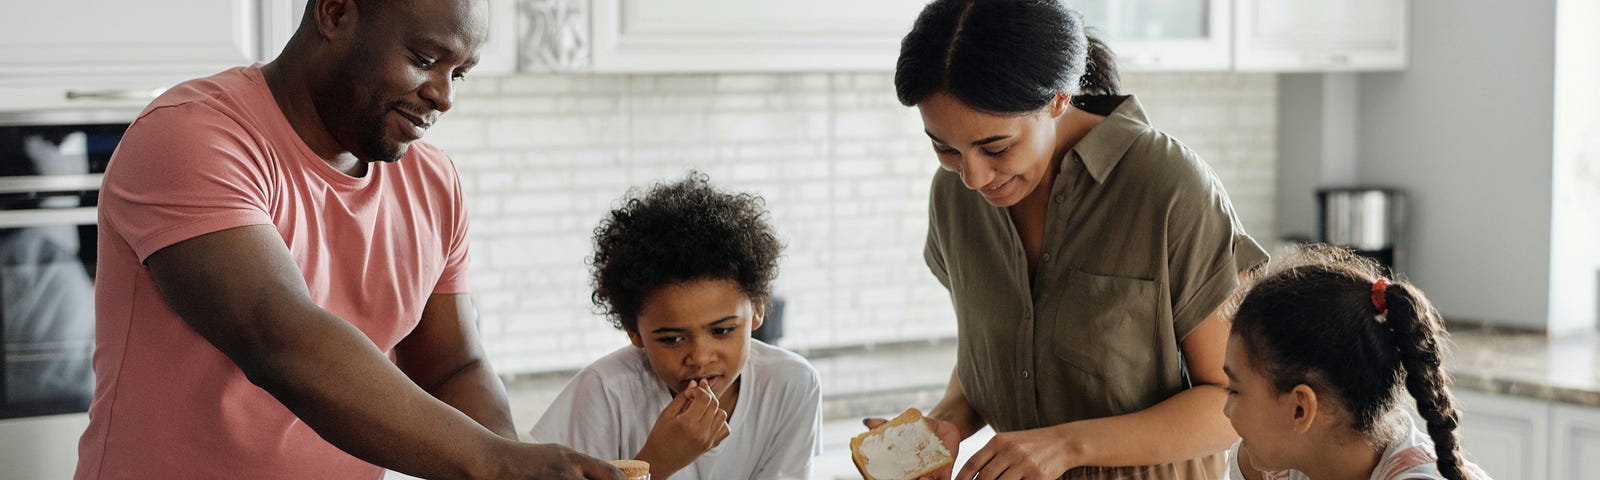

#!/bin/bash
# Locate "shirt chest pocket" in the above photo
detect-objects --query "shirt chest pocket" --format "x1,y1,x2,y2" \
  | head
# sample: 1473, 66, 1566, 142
1049, 270, 1162, 408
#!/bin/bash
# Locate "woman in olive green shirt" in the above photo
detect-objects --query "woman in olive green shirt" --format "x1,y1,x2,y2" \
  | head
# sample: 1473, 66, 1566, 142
869, 1, 1269, 478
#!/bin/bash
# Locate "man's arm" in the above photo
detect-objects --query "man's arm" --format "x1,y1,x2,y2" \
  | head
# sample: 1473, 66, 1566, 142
146, 225, 618, 480
396, 293, 517, 440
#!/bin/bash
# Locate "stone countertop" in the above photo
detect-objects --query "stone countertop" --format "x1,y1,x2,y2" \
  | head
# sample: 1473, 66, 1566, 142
1447, 325, 1600, 407
801, 326, 1600, 415
499, 326, 1600, 435
800, 339, 957, 420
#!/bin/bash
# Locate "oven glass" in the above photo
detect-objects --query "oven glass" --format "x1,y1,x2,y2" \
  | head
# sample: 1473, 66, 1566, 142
1, 124, 124, 418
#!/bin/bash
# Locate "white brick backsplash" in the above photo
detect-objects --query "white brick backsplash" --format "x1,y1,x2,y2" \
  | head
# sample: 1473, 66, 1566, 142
705, 112, 829, 142
648, 75, 718, 93
486, 115, 626, 148
440, 71, 1278, 375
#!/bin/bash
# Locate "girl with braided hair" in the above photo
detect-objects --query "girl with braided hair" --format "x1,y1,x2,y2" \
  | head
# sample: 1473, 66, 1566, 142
1222, 245, 1490, 480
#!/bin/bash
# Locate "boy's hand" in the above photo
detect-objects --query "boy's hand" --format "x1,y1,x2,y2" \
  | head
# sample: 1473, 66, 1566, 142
634, 379, 732, 478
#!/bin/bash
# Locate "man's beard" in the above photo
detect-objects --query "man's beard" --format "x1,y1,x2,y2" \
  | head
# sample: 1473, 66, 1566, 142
354, 101, 410, 164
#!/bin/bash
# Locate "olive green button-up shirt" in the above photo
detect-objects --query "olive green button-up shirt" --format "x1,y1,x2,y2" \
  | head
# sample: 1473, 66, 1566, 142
924, 96, 1269, 479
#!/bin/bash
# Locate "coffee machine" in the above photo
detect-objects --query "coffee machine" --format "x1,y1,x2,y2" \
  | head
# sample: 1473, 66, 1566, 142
1317, 188, 1406, 273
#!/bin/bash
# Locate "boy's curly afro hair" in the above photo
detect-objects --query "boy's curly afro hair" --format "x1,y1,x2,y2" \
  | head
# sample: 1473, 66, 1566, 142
589, 172, 783, 332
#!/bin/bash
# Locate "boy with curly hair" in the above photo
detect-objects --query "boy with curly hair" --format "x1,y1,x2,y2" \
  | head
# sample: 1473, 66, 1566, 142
530, 173, 822, 479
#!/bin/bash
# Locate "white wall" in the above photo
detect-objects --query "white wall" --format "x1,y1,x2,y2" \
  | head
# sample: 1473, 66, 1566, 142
1353, 0, 1556, 330
1551, 0, 1600, 334
425, 72, 1281, 374
1276, 73, 1359, 242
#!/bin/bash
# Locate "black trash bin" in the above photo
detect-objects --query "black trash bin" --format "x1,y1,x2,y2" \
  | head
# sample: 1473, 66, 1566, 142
753, 296, 785, 346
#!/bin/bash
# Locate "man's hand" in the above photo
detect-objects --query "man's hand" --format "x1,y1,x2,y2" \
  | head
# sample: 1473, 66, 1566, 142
862, 415, 963, 480
492, 442, 624, 479
634, 379, 732, 478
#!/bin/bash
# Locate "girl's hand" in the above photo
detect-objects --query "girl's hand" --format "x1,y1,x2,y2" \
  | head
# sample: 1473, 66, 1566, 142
954, 425, 1078, 480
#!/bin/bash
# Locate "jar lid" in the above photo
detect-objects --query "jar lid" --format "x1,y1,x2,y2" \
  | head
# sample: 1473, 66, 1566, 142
608, 459, 650, 479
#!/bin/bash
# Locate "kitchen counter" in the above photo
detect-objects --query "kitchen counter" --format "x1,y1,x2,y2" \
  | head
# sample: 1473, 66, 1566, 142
1447, 324, 1600, 408
797, 326, 1600, 414
434, 330, 1600, 480
500, 326, 1600, 429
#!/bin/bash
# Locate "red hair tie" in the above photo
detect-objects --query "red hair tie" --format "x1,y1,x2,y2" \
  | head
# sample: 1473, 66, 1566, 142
1371, 278, 1390, 314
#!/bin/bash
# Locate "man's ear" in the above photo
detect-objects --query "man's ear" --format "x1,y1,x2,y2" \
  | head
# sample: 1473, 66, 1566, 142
1289, 384, 1320, 434
627, 328, 644, 348
311, 0, 360, 40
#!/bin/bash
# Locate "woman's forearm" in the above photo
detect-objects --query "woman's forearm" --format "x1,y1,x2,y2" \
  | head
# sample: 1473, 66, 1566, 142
1058, 384, 1236, 468
926, 368, 986, 439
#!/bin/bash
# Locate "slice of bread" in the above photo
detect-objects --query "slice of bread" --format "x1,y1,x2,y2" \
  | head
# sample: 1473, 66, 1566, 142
850, 408, 954, 480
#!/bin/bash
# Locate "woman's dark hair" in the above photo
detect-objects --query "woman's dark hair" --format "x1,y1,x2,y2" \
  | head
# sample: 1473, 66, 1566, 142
1232, 244, 1473, 480
588, 172, 783, 332
894, 0, 1121, 114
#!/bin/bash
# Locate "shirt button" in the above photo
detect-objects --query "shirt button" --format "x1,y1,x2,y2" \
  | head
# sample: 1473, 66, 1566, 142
1022, 369, 1031, 379
1041, 253, 1052, 262
1054, 194, 1066, 203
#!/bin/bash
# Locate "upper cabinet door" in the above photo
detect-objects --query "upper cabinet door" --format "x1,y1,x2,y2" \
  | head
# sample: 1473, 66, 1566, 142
1076, 0, 1233, 71
1234, 0, 1408, 71
0, 0, 258, 112
588, 0, 927, 73
0, 0, 257, 80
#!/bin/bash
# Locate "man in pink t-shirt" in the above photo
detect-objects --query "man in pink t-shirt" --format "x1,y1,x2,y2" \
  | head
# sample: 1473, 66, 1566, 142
77, 1, 621, 479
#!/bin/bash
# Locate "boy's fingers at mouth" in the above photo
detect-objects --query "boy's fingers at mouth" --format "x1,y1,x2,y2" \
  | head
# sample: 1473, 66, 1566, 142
668, 391, 692, 416
701, 384, 719, 407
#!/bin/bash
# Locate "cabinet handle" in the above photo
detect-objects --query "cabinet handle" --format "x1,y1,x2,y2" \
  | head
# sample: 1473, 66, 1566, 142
1132, 54, 1162, 66
64, 88, 165, 101
1303, 53, 1353, 67
0, 174, 105, 195
0, 207, 98, 229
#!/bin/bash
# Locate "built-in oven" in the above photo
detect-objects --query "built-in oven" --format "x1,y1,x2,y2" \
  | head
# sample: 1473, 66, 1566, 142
1, 121, 120, 420
0, 113, 129, 476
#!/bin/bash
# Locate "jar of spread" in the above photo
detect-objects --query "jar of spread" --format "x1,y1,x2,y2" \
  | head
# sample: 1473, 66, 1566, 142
608, 459, 650, 480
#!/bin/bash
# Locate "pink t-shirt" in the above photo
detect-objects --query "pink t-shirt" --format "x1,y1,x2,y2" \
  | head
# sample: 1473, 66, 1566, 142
77, 65, 471, 479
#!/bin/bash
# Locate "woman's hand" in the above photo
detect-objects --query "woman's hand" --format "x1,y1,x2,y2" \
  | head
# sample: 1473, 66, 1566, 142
634, 380, 730, 478
954, 424, 1079, 480
861, 415, 964, 480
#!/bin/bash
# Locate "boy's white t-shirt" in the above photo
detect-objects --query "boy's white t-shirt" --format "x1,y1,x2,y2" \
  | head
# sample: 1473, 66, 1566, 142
1227, 416, 1492, 480
530, 340, 822, 480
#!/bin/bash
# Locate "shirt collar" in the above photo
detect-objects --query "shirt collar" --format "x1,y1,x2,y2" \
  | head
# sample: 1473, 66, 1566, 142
1068, 95, 1152, 183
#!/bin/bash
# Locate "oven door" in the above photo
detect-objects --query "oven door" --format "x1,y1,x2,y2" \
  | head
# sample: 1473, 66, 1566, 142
0, 122, 120, 479
0, 125, 114, 420
1, 209, 97, 419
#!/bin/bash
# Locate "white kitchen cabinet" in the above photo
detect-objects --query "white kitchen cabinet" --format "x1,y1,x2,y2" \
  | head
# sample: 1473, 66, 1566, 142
1552, 403, 1600, 480
1455, 390, 1550, 480
1075, 0, 1233, 71
587, 0, 927, 73
0, 0, 259, 111
1234, 0, 1408, 71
